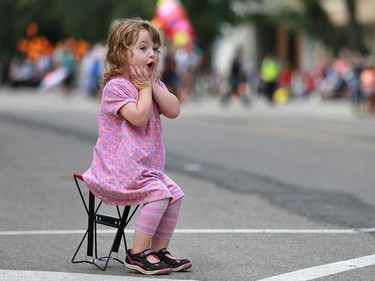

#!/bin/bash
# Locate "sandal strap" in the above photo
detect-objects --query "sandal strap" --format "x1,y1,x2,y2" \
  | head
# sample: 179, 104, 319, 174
140, 249, 156, 258
159, 248, 171, 256
156, 248, 191, 271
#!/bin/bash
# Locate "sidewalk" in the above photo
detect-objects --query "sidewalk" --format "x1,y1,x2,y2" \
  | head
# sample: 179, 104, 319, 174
180, 93, 361, 121
0, 86, 365, 121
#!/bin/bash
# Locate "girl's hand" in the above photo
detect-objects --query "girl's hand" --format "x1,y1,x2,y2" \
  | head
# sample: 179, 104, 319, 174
130, 65, 151, 91
150, 57, 159, 82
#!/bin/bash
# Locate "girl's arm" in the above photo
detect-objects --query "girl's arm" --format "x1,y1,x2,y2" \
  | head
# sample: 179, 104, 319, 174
149, 55, 180, 119
152, 81, 180, 119
119, 65, 153, 127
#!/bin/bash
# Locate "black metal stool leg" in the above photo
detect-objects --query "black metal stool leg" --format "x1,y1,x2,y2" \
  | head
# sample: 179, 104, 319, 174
112, 206, 130, 252
71, 174, 139, 271
87, 192, 95, 257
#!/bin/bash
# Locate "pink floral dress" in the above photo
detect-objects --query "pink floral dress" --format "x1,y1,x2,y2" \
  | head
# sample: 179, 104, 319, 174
83, 77, 184, 206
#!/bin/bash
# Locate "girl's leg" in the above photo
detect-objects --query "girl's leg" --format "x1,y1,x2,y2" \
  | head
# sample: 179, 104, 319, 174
151, 198, 192, 271
133, 199, 169, 261
125, 199, 175, 275
152, 198, 183, 251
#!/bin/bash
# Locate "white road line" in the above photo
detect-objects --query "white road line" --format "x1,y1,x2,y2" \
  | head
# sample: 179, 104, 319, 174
0, 269, 198, 281
258, 254, 375, 281
1, 228, 375, 236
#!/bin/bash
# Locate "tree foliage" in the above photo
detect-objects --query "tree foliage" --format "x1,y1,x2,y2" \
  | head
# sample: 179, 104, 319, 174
0, 0, 158, 64
1, 0, 367, 78
0, 0, 237, 80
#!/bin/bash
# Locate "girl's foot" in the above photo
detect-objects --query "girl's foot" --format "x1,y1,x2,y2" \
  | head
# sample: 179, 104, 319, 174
155, 248, 192, 272
125, 249, 171, 275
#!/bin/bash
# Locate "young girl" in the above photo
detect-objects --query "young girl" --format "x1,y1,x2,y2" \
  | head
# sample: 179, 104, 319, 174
83, 18, 192, 275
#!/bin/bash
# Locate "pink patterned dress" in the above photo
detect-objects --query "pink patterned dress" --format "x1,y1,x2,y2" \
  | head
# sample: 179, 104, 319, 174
83, 77, 184, 206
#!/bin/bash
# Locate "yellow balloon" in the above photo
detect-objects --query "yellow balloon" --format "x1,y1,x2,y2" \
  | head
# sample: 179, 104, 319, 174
273, 87, 289, 104
173, 32, 189, 47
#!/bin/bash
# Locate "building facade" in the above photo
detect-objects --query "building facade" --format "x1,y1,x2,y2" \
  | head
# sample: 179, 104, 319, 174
213, 0, 375, 77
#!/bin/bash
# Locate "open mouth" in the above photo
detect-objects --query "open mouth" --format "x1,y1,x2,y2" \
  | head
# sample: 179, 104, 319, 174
147, 62, 154, 69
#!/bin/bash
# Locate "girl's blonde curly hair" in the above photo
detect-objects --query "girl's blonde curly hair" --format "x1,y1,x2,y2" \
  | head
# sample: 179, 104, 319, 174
101, 18, 163, 86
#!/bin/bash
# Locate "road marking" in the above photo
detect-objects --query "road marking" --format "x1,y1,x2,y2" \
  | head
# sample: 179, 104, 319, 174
184, 163, 203, 172
0, 269, 197, 281
258, 254, 375, 281
1, 228, 375, 236
1, 231, 374, 281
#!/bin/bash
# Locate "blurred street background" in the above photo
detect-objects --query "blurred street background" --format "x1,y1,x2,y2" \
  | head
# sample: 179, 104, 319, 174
1, 0, 375, 280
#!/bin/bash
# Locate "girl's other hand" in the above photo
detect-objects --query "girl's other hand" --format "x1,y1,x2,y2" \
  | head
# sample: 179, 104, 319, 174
130, 65, 151, 91
150, 57, 159, 82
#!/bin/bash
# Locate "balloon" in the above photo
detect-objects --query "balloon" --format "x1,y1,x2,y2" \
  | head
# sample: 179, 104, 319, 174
153, 0, 195, 47
273, 87, 289, 104
173, 31, 189, 47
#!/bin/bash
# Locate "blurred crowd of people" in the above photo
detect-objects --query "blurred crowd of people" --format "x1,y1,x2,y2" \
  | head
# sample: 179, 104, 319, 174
160, 43, 201, 103
8, 40, 106, 99
220, 48, 375, 115
7, 40, 375, 116
8, 40, 203, 103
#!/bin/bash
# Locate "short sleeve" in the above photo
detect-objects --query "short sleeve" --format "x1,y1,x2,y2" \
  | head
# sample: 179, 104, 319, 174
155, 78, 169, 91
103, 78, 138, 116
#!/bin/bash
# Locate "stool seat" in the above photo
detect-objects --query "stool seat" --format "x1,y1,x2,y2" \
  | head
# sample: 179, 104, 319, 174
71, 173, 139, 271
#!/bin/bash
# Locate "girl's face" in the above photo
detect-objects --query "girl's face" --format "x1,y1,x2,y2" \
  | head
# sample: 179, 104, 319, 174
129, 29, 160, 77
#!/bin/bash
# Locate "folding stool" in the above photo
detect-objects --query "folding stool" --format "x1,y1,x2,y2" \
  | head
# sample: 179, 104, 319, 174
71, 173, 139, 271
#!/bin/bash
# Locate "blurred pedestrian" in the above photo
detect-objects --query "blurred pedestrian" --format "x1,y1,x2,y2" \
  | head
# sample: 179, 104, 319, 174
40, 42, 76, 95
360, 61, 375, 115
175, 45, 200, 103
273, 61, 292, 104
221, 47, 250, 106
278, 61, 292, 91
290, 68, 304, 99
161, 45, 180, 98
303, 70, 316, 100
260, 52, 280, 104
60, 44, 76, 96
87, 43, 105, 99
346, 54, 364, 112
82, 18, 192, 275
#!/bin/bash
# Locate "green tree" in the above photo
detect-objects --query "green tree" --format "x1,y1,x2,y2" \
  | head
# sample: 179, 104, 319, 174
0, 0, 237, 82
0, 0, 18, 65
182, 0, 236, 48
0, 0, 159, 82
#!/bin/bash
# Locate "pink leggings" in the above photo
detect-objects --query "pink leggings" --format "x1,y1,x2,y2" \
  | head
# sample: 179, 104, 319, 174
134, 198, 182, 240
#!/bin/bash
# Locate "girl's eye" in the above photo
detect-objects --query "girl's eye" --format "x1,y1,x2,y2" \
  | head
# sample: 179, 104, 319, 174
153, 47, 160, 53
140, 46, 146, 51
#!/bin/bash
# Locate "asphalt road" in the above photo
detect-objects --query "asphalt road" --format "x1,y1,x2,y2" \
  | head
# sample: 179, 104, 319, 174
0, 88, 375, 281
